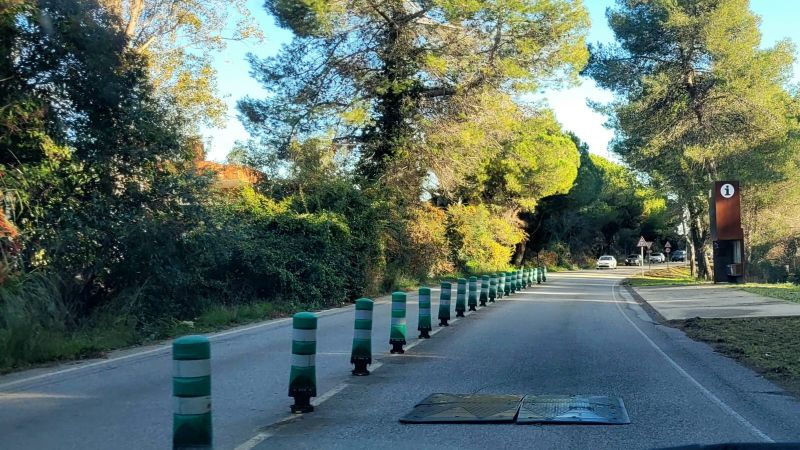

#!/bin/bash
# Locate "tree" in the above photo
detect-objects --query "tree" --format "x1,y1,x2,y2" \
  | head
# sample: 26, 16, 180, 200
585, 0, 798, 278
100, 0, 263, 130
526, 133, 678, 266
1, 0, 205, 312
240, 0, 590, 184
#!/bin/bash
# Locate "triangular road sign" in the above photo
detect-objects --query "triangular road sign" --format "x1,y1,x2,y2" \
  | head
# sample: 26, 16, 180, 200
637, 236, 647, 247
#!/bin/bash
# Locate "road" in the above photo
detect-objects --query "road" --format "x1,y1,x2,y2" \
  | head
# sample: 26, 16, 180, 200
2, 268, 800, 449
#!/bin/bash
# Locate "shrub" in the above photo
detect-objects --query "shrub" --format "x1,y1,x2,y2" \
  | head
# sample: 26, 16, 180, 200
406, 204, 454, 279
446, 204, 524, 273
114, 186, 370, 321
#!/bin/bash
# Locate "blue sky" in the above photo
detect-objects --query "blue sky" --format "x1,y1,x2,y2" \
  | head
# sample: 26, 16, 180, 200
202, 0, 800, 162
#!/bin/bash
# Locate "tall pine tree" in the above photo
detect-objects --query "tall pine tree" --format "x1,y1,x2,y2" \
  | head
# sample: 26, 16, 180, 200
585, 0, 797, 278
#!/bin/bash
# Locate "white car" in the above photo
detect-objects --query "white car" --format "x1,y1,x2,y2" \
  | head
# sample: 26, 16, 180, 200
649, 252, 665, 263
596, 255, 617, 269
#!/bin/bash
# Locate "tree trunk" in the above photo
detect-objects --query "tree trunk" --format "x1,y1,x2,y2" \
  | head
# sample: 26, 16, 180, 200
687, 204, 712, 280
513, 239, 527, 266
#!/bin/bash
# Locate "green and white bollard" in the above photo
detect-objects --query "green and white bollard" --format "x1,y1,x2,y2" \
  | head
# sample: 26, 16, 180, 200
455, 278, 467, 318
173, 335, 212, 450
468, 276, 478, 311
542, 266, 548, 282
418, 287, 432, 338
528, 268, 534, 287
351, 298, 373, 376
509, 271, 516, 294
517, 269, 523, 291
498, 273, 505, 299
438, 281, 452, 326
489, 274, 498, 302
289, 312, 317, 413
481, 275, 490, 304
390, 292, 407, 354
536, 267, 542, 284
523, 268, 529, 288
503, 272, 510, 296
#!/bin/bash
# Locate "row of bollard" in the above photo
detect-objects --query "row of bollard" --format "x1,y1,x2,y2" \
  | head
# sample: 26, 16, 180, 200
171, 267, 547, 448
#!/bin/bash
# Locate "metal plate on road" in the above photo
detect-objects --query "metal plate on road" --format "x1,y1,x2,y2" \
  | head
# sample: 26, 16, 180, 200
516, 395, 630, 425
399, 393, 523, 423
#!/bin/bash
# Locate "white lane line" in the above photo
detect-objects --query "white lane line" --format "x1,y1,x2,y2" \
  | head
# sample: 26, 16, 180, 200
234, 382, 352, 450
612, 284, 773, 442
234, 431, 274, 450
234, 306, 482, 449
312, 382, 349, 406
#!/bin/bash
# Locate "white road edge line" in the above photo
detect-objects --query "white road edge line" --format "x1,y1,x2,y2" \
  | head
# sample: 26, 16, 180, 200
612, 283, 773, 443
0, 300, 392, 391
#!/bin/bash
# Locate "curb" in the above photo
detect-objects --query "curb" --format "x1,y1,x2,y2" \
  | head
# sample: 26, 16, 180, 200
621, 282, 669, 324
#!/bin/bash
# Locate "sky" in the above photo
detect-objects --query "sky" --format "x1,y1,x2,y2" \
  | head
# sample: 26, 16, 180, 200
202, 0, 800, 162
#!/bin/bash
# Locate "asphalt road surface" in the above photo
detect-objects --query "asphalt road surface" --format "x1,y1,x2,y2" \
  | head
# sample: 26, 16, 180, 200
2, 268, 800, 449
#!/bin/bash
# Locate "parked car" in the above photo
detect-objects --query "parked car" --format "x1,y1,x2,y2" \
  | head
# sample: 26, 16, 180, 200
649, 252, 665, 263
671, 250, 687, 262
625, 254, 643, 266
596, 255, 617, 269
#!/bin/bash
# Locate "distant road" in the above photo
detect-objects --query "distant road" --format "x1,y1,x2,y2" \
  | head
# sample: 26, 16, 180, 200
2, 268, 800, 449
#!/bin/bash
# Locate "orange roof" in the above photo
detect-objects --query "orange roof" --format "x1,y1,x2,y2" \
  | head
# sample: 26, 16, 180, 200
196, 160, 262, 189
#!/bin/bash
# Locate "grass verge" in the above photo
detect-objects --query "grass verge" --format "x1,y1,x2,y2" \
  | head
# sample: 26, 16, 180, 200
1, 268, 527, 374
624, 266, 701, 287
735, 283, 800, 304
0, 299, 302, 375
673, 316, 800, 396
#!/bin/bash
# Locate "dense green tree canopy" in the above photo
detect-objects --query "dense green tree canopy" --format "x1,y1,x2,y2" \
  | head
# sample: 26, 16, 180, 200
240, 0, 590, 183
528, 134, 678, 264
585, 0, 798, 277
1, 0, 203, 311
100, 0, 263, 130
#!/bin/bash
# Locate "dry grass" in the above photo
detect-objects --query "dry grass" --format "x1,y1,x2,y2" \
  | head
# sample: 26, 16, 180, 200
675, 316, 800, 396
625, 266, 701, 287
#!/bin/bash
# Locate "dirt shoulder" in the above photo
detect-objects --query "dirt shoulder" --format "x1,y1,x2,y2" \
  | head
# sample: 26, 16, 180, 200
624, 269, 800, 397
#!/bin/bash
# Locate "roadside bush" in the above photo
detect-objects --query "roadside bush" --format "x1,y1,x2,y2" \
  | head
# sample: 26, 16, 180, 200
538, 250, 559, 269
406, 204, 454, 279
0, 272, 71, 369
446, 204, 524, 273
114, 186, 372, 321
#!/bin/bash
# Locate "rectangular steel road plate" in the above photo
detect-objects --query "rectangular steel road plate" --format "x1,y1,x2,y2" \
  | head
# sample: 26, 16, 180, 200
399, 393, 524, 423
516, 395, 630, 425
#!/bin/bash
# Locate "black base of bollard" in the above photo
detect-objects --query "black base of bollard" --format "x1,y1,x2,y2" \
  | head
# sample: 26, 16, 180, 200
479, 301, 486, 307
439, 319, 449, 326
390, 343, 405, 354
489, 299, 495, 303
290, 395, 314, 414
456, 310, 465, 317
352, 361, 370, 376
419, 329, 430, 339
468, 305, 476, 311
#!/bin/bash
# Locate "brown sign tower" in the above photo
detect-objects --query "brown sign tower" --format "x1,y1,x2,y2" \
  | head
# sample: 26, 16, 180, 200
709, 181, 745, 283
